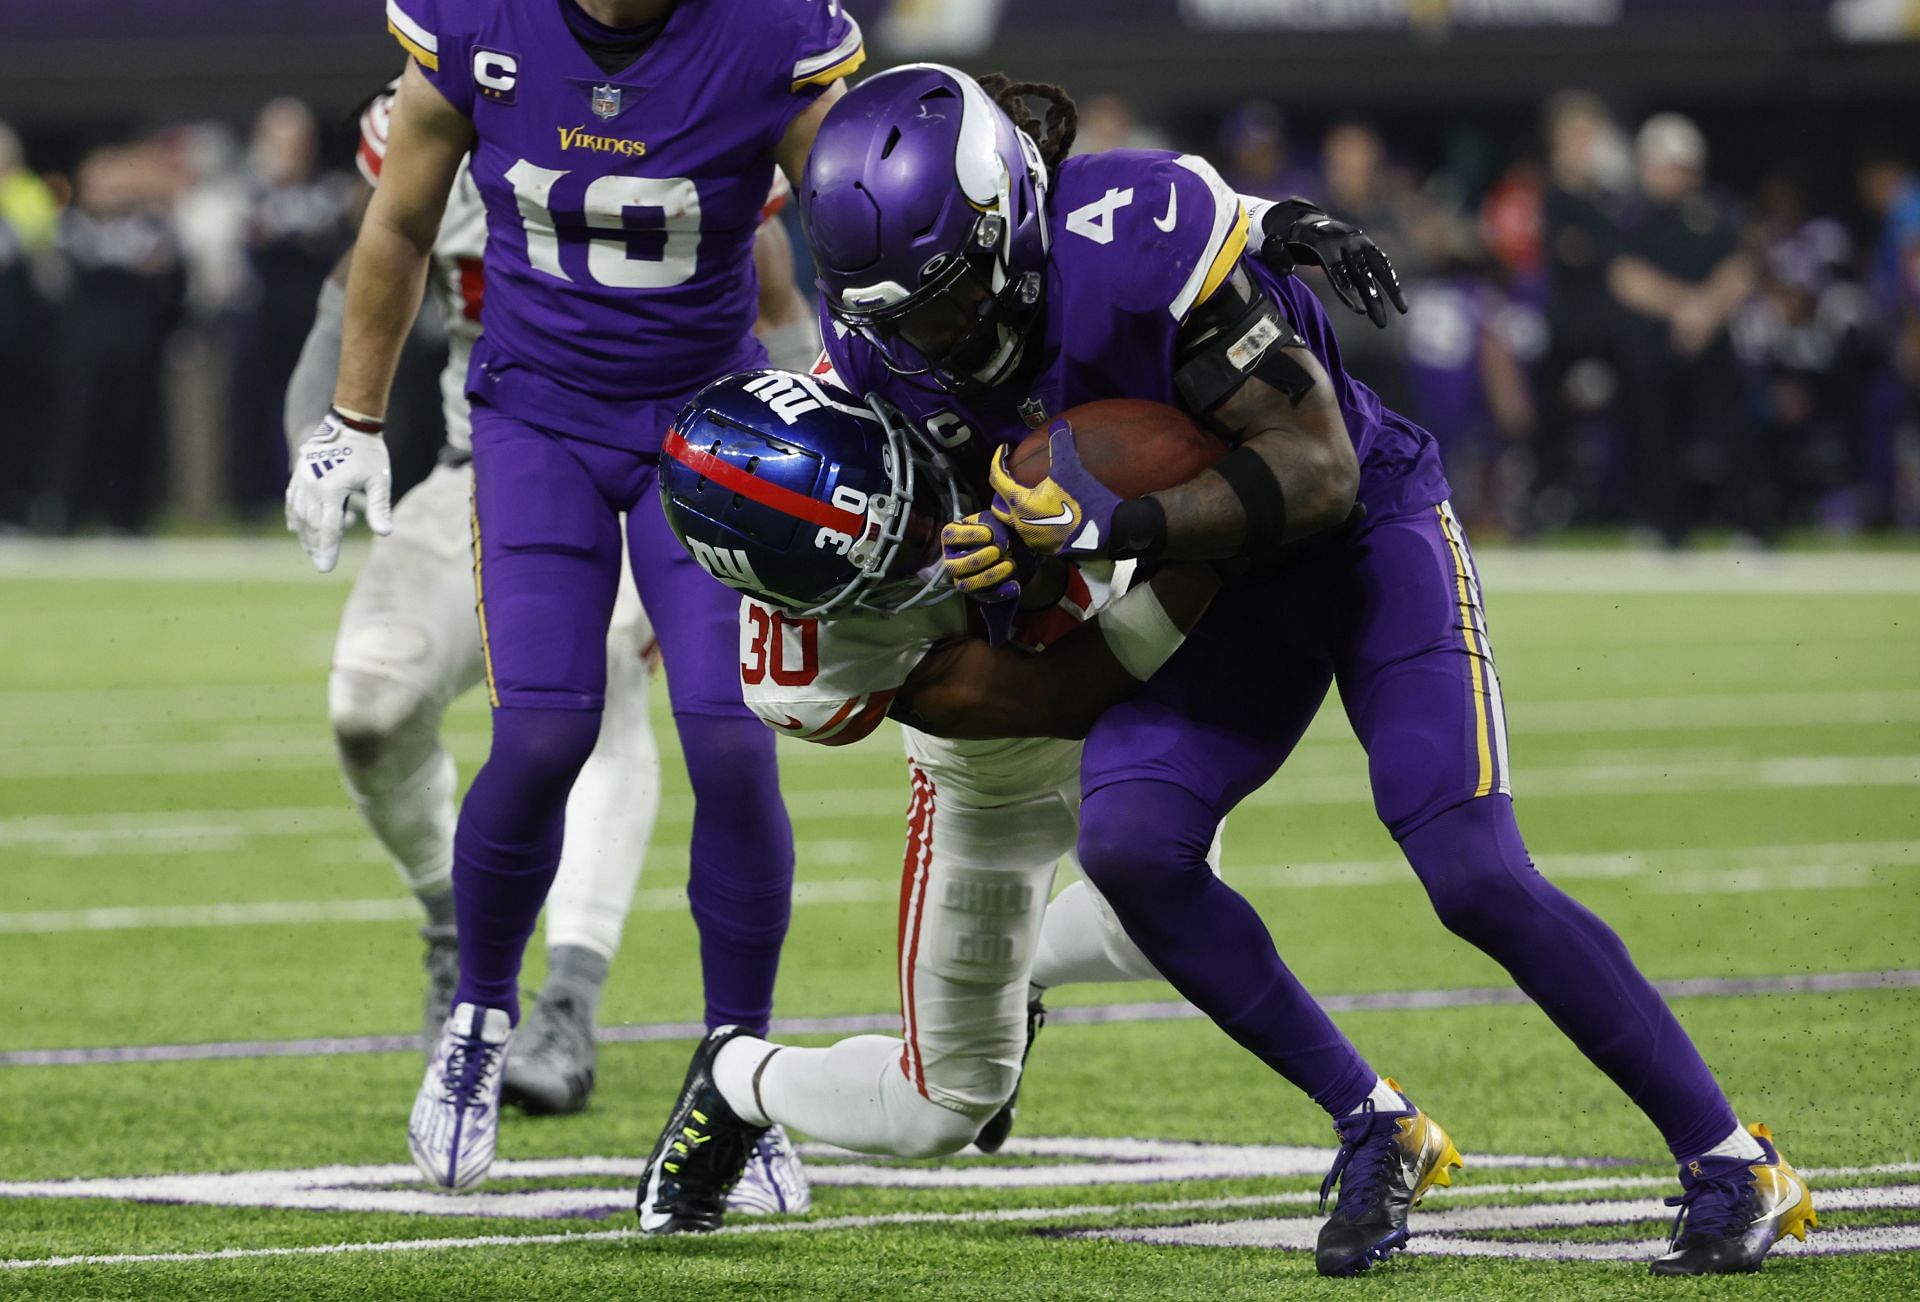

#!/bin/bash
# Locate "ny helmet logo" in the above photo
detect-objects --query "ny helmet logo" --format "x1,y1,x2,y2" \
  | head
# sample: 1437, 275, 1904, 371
591, 84, 621, 120
687, 539, 763, 589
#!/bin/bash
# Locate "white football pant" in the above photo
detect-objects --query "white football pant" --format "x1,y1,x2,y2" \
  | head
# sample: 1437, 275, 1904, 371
327, 460, 660, 960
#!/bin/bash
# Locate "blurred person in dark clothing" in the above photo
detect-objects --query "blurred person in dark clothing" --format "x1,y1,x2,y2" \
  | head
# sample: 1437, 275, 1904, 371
1857, 152, 1920, 385
1310, 121, 1413, 411
1608, 113, 1757, 546
1733, 218, 1879, 532
42, 144, 186, 533
1535, 92, 1630, 527
0, 121, 55, 528
1855, 151, 1920, 526
0, 213, 45, 529
1070, 94, 1169, 156
0, 121, 59, 255
226, 97, 354, 518
1217, 101, 1320, 201
1401, 206, 1540, 535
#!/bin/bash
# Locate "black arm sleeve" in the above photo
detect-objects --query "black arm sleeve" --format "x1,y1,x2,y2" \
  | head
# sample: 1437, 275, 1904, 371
1172, 264, 1317, 416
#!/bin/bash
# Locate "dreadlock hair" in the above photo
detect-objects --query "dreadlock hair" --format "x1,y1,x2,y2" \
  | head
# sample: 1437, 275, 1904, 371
977, 73, 1078, 186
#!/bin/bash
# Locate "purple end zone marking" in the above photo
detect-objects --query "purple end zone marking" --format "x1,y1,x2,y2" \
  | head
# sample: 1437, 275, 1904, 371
3, 968, 1913, 1069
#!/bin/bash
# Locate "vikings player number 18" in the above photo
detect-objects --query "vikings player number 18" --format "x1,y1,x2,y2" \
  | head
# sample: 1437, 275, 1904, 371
503, 161, 701, 289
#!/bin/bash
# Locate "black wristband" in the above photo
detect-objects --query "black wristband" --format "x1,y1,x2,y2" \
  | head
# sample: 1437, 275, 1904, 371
1215, 444, 1289, 558
1109, 497, 1168, 562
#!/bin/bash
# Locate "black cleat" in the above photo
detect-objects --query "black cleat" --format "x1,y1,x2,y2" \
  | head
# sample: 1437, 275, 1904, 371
1650, 1124, 1815, 1276
1315, 1081, 1462, 1277
636, 1026, 769, 1235
974, 994, 1046, 1154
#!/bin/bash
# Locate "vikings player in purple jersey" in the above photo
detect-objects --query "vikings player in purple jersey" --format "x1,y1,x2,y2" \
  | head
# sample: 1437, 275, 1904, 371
281, 0, 864, 1194
798, 66, 1814, 1277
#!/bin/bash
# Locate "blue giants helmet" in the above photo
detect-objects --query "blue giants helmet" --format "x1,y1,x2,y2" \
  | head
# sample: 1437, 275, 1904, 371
659, 370, 965, 618
800, 64, 1050, 394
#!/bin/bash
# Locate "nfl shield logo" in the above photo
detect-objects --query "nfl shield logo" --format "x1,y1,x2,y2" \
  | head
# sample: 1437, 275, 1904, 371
591, 84, 621, 120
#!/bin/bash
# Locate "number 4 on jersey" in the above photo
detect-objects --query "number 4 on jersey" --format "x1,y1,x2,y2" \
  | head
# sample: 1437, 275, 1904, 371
1064, 187, 1134, 245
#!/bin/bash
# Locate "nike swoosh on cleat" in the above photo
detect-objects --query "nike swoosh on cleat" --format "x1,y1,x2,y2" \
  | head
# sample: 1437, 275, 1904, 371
776, 716, 807, 731
1154, 186, 1178, 232
1022, 508, 1076, 528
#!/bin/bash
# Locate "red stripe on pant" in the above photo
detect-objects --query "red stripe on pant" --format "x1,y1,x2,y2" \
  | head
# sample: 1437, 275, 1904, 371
897, 764, 935, 1097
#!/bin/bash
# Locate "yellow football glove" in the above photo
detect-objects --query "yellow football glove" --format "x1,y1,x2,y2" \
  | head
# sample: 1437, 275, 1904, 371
940, 512, 1021, 599
986, 419, 1121, 557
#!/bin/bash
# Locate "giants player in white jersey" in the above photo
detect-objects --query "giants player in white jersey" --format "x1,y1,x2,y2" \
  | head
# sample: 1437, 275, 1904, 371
282, 85, 824, 1129
635, 369, 1222, 1233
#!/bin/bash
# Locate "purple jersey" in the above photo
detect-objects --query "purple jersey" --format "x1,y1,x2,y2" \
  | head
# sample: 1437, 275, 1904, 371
387, 0, 863, 449
823, 148, 1448, 516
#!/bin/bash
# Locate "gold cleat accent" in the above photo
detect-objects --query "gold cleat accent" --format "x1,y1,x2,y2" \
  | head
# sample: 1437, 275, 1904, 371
1651, 1121, 1815, 1275
1750, 1123, 1817, 1246
1385, 1079, 1466, 1205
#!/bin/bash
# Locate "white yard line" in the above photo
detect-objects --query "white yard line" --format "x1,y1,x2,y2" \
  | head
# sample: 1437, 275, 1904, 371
4, 686, 1917, 748
6, 971, 1913, 1068
4, 748, 1917, 828
2, 1162, 1914, 1271
6, 840, 1917, 936
6, 538, 1918, 593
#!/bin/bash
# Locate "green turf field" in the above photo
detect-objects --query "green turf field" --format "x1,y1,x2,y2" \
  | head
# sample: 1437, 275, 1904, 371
1, 539, 1916, 1299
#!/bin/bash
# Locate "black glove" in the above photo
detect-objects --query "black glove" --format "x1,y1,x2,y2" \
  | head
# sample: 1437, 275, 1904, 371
1256, 198, 1408, 329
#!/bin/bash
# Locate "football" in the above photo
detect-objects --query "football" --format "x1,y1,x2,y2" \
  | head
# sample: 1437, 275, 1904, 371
1003, 399, 1225, 499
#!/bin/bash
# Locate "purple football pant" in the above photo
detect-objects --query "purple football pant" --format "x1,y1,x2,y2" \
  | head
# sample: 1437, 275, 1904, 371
451, 407, 794, 1031
1079, 502, 1737, 1155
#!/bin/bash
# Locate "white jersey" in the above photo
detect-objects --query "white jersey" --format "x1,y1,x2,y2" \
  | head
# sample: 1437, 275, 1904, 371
359, 87, 486, 453
739, 565, 1115, 804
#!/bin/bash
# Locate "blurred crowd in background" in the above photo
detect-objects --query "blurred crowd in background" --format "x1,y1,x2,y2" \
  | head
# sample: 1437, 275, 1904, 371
2, 88, 1918, 544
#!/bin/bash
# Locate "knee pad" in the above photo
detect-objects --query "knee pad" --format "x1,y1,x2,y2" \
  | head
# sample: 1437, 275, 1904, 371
328, 669, 439, 769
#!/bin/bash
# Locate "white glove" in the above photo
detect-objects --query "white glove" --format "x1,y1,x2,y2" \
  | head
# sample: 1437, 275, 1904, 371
285, 408, 394, 573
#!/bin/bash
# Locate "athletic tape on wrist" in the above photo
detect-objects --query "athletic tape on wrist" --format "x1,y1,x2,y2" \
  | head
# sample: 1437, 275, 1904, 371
1097, 581, 1185, 681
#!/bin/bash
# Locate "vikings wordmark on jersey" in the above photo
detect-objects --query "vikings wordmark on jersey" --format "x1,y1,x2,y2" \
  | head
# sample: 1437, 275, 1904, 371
385, 0, 862, 448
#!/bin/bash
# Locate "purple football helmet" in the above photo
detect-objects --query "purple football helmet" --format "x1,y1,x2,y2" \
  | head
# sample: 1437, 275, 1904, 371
801, 64, 1051, 394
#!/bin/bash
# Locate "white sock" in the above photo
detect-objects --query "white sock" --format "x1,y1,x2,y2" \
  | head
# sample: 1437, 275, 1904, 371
1348, 1077, 1407, 1115
751, 1034, 982, 1157
1702, 1123, 1765, 1162
713, 1036, 779, 1127
1031, 879, 1163, 988
544, 592, 660, 960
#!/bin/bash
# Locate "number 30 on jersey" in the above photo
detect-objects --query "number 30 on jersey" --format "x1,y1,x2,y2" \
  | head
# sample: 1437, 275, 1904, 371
742, 606, 818, 687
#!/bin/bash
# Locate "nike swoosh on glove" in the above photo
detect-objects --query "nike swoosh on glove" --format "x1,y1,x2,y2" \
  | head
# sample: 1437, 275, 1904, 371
286, 410, 394, 573
987, 419, 1122, 559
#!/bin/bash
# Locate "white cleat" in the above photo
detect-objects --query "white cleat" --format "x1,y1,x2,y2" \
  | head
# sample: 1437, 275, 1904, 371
726, 1123, 813, 1216
409, 1002, 512, 1191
